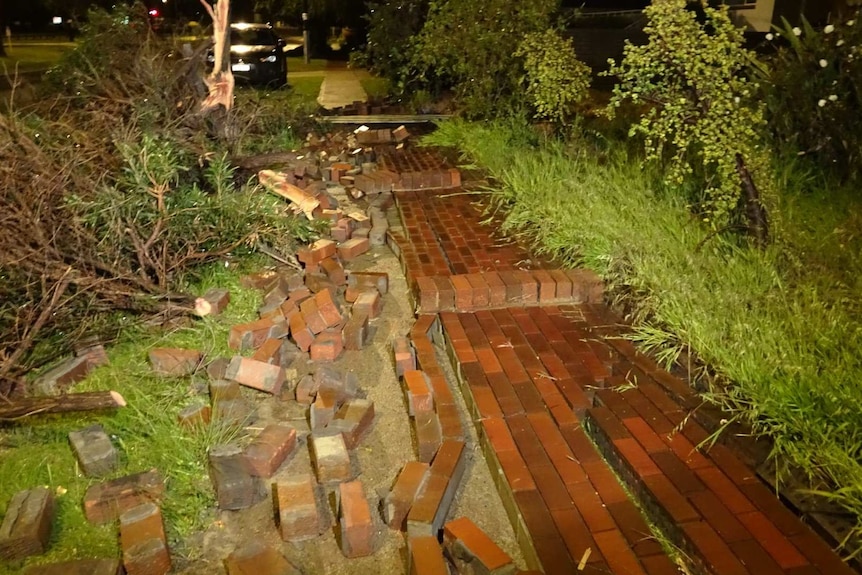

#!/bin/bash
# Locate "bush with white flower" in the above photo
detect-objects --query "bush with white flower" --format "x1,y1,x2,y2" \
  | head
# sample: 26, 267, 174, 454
761, 10, 862, 177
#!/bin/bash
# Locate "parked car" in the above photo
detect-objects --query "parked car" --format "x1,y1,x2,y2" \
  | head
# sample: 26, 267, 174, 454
208, 23, 287, 87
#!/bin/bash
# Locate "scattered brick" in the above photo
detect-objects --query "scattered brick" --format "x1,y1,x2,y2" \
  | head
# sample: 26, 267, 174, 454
310, 389, 341, 431
315, 289, 344, 327
403, 370, 434, 415
414, 411, 443, 464
353, 290, 382, 319
384, 461, 430, 530
311, 433, 352, 484
289, 311, 315, 352
122, 538, 171, 575
0, 487, 54, 561
83, 469, 164, 525
195, 288, 230, 316
338, 238, 370, 261
244, 424, 298, 478
338, 481, 375, 558
330, 398, 375, 449
408, 536, 449, 575
68, 424, 118, 477
343, 311, 371, 351
229, 318, 288, 351
177, 403, 212, 429
209, 378, 241, 402
251, 338, 284, 366
304, 272, 335, 295
347, 271, 389, 295
240, 270, 279, 291
208, 444, 265, 510
21, 559, 121, 575
320, 257, 347, 286
297, 239, 337, 267
225, 356, 285, 395
407, 440, 467, 537
206, 357, 230, 380
275, 475, 327, 542
310, 330, 345, 362
148, 348, 202, 376
295, 374, 317, 404
393, 337, 416, 377
119, 503, 168, 566
443, 516, 514, 575
224, 542, 303, 575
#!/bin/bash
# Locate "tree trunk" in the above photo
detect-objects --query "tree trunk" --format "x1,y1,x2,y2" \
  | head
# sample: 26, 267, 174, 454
0, 391, 126, 421
735, 153, 769, 247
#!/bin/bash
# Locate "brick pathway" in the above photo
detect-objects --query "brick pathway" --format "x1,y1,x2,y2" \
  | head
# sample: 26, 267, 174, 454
385, 148, 855, 575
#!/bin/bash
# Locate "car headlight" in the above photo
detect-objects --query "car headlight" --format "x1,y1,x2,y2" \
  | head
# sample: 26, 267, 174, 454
260, 55, 277, 63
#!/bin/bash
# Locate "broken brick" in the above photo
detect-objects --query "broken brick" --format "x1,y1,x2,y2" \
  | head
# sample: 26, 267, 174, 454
295, 374, 317, 404
297, 239, 337, 267
310, 389, 340, 431
310, 330, 344, 362
409, 536, 449, 575
347, 271, 389, 295
330, 399, 375, 449
275, 476, 327, 542
228, 318, 288, 351
443, 516, 514, 575
289, 312, 315, 352
407, 441, 467, 538
68, 424, 118, 477
320, 257, 347, 286
414, 411, 442, 464
342, 311, 370, 351
83, 470, 164, 525
393, 337, 416, 377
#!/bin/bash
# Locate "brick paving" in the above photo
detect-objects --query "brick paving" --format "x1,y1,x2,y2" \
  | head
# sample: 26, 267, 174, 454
387, 147, 856, 575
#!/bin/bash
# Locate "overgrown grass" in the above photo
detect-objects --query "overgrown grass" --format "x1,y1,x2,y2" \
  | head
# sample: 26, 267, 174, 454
286, 57, 328, 73
425, 118, 862, 552
0, 261, 266, 573
360, 76, 391, 100
0, 44, 74, 73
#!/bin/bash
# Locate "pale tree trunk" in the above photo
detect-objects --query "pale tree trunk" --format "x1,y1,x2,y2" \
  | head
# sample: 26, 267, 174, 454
199, 0, 234, 113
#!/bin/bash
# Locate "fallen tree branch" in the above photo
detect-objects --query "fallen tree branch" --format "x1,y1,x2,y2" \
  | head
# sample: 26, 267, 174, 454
0, 390, 126, 421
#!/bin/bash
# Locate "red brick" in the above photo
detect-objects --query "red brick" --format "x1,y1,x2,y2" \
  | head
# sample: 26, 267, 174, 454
788, 531, 855, 574
736, 511, 808, 569
330, 398, 375, 449
450, 275, 474, 311
244, 424, 297, 477
339, 481, 375, 557
83, 470, 165, 525
289, 312, 315, 352
605, 500, 664, 557
119, 502, 167, 559
225, 356, 285, 395
465, 274, 490, 309
177, 403, 211, 428
299, 297, 328, 334
650, 451, 706, 495
551, 508, 599, 567
0, 487, 54, 561
514, 271, 538, 304
443, 517, 514, 573
229, 318, 288, 351
403, 370, 434, 414
314, 289, 344, 327
565, 481, 616, 533
415, 410, 442, 463
393, 337, 416, 376
311, 434, 352, 484
385, 462, 430, 530
297, 238, 337, 266
320, 257, 347, 286
275, 475, 326, 541
593, 530, 648, 575
623, 417, 670, 454
224, 543, 299, 575
483, 273, 507, 307
343, 310, 370, 351
643, 474, 701, 523
353, 289, 382, 319
148, 348, 202, 376
531, 270, 557, 303
407, 441, 466, 537
338, 238, 370, 260
682, 521, 748, 575
693, 466, 755, 515
310, 330, 344, 362
122, 537, 171, 575
409, 536, 449, 575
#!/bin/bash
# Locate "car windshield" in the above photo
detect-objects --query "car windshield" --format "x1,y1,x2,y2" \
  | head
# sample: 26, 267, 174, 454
231, 28, 277, 46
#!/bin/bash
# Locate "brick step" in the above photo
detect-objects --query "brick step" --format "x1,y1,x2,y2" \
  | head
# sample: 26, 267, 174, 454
586, 387, 855, 575
438, 311, 681, 575
415, 270, 603, 314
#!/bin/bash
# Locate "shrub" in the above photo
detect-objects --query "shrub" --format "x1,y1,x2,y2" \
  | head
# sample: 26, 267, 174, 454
761, 12, 862, 179
408, 0, 558, 118
606, 0, 770, 242
516, 29, 591, 128
361, 0, 429, 88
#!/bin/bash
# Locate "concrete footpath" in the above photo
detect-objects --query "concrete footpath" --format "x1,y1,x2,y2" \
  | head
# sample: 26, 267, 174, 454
316, 61, 369, 110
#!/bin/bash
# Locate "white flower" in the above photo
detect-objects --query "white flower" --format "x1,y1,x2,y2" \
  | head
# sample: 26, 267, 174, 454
848, 20, 855, 26
820, 59, 829, 67
793, 27, 802, 36
829, 94, 838, 101
766, 33, 774, 41
818, 99, 827, 107
838, 39, 846, 46
734, 96, 740, 104
825, 25, 835, 34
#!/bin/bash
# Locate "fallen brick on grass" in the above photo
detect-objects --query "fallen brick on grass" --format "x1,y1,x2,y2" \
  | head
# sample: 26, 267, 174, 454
83, 470, 165, 525
0, 487, 54, 561
148, 348, 202, 376
68, 424, 118, 477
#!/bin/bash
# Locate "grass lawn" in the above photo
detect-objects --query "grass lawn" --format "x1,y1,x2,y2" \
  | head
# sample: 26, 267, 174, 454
425, 118, 862, 548
288, 76, 324, 100
0, 44, 73, 73
286, 57, 328, 73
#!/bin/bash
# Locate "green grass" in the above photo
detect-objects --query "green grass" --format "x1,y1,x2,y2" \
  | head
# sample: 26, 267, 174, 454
425, 118, 862, 554
0, 44, 74, 74
286, 57, 328, 73
288, 76, 324, 100
360, 76, 391, 100
0, 261, 266, 573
